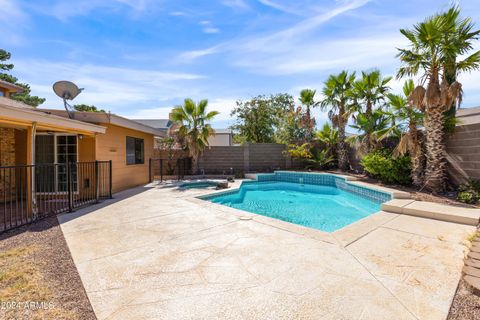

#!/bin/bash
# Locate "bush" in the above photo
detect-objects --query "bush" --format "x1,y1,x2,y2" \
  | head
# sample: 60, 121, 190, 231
457, 180, 480, 204
360, 150, 412, 185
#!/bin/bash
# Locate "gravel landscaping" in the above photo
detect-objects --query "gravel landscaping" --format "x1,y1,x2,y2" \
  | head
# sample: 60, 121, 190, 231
0, 216, 96, 320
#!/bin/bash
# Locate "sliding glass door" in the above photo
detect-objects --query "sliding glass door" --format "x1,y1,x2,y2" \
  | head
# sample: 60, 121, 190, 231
35, 134, 78, 192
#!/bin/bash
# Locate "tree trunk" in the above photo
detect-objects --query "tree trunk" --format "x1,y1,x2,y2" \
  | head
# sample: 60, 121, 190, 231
408, 125, 424, 187
424, 108, 446, 192
191, 155, 199, 175
337, 120, 349, 171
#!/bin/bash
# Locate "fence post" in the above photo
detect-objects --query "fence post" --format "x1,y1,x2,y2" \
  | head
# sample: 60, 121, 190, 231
243, 143, 250, 174
108, 160, 113, 198
160, 159, 163, 182
95, 161, 100, 203
67, 163, 73, 212
149, 158, 152, 183
176, 159, 180, 181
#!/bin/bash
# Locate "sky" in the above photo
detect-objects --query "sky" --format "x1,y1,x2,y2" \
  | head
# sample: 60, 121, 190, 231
1, 0, 480, 129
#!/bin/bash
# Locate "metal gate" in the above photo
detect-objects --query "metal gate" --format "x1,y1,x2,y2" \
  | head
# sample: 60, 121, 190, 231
0, 160, 112, 233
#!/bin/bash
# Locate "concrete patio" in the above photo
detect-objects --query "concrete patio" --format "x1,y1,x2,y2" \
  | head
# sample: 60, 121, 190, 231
58, 182, 475, 320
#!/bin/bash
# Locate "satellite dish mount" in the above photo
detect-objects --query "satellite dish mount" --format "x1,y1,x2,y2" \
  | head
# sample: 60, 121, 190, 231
52, 81, 84, 119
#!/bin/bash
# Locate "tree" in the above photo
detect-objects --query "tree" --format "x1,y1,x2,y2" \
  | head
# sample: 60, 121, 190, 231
0, 49, 45, 107
230, 94, 294, 143
73, 104, 106, 112
381, 80, 425, 187
275, 105, 309, 145
352, 70, 391, 117
397, 6, 480, 192
320, 71, 356, 171
158, 136, 177, 175
298, 89, 319, 141
348, 109, 390, 154
171, 98, 219, 174
351, 70, 391, 153
315, 122, 338, 161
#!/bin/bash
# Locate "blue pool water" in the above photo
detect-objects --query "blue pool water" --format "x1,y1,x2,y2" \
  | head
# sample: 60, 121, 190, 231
204, 180, 384, 232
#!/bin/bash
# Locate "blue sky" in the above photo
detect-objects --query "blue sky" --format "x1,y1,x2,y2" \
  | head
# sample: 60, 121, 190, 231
1, 0, 480, 128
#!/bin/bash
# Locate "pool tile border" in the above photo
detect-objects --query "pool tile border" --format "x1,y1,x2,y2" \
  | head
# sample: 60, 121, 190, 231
256, 171, 392, 203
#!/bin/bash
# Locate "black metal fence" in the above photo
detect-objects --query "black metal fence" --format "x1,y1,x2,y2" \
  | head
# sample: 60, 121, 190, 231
0, 161, 112, 233
149, 158, 191, 182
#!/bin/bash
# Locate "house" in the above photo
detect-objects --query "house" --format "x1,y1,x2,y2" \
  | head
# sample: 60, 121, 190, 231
35, 109, 165, 193
0, 81, 165, 231
135, 118, 233, 147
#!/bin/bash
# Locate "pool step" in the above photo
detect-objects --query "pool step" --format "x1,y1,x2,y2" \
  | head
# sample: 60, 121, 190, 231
381, 200, 480, 226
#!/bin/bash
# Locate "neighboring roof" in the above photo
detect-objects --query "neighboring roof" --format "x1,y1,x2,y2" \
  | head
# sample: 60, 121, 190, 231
0, 98, 106, 135
0, 79, 24, 93
213, 129, 232, 134
456, 106, 480, 126
134, 119, 172, 129
36, 109, 166, 137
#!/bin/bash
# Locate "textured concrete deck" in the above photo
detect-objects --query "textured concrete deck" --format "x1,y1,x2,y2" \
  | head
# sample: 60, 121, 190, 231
58, 182, 475, 320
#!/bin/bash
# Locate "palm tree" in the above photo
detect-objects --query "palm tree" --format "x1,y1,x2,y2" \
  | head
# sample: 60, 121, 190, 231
171, 98, 219, 174
299, 89, 319, 141
320, 71, 356, 171
397, 6, 480, 192
381, 80, 425, 186
348, 110, 390, 155
351, 70, 392, 153
315, 123, 338, 151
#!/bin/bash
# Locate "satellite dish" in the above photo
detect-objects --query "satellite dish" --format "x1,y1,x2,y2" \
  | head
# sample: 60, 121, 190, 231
53, 81, 84, 119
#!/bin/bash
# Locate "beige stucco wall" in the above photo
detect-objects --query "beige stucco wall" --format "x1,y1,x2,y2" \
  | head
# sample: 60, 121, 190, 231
95, 124, 154, 193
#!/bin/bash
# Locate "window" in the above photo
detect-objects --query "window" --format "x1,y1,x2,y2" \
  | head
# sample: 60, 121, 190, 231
126, 136, 144, 165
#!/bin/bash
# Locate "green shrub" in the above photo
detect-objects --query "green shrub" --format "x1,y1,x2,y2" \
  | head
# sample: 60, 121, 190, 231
457, 180, 480, 204
360, 150, 412, 185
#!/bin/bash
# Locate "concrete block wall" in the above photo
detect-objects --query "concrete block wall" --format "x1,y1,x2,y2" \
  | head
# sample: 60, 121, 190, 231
446, 123, 480, 184
155, 143, 296, 175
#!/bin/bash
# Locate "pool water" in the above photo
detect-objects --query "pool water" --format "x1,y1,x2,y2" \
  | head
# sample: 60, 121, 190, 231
205, 181, 382, 232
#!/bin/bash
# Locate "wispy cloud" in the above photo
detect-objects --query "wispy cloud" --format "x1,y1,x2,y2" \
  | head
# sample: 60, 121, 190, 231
200, 20, 220, 34
0, 0, 29, 44
33, 0, 153, 21
221, 0, 250, 11
257, 0, 304, 16
12, 59, 205, 112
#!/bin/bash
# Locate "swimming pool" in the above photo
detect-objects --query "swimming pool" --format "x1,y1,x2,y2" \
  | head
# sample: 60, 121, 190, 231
201, 172, 391, 232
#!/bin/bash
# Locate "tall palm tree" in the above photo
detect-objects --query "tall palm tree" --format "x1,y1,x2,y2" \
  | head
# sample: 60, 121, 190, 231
299, 89, 319, 141
352, 70, 392, 153
381, 80, 425, 186
320, 71, 356, 171
397, 6, 480, 192
171, 98, 219, 174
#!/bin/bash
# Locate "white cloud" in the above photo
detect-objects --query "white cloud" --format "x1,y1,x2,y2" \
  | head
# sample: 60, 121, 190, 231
12, 59, 205, 112
257, 0, 303, 16
177, 45, 223, 62
200, 20, 220, 34
128, 98, 238, 122
178, 0, 373, 70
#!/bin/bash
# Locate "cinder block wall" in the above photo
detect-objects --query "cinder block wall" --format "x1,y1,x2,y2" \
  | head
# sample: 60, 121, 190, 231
154, 143, 296, 175
446, 123, 480, 184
